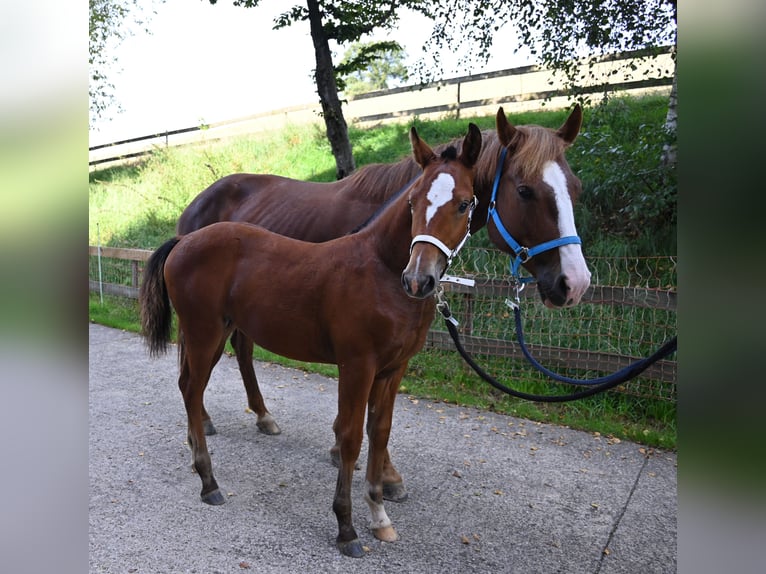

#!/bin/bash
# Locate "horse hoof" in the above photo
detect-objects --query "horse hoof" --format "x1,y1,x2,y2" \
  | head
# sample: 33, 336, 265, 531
337, 538, 365, 558
383, 481, 408, 502
203, 420, 217, 436
372, 526, 399, 543
256, 414, 282, 435
201, 489, 225, 505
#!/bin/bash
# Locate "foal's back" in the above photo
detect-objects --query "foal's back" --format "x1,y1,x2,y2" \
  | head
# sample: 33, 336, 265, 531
164, 219, 422, 367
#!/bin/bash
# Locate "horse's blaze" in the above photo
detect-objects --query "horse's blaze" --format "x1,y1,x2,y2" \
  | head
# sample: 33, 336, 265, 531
542, 160, 591, 306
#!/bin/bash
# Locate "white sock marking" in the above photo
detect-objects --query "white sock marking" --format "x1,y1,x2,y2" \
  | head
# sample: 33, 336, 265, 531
364, 482, 392, 530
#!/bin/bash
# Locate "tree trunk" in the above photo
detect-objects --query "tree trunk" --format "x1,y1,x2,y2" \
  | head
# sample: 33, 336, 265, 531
306, 0, 355, 179
660, 50, 677, 168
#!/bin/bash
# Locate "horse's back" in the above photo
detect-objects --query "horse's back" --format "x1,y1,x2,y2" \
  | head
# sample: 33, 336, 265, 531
177, 173, 319, 235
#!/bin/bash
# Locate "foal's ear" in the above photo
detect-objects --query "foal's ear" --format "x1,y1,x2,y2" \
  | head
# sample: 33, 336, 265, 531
496, 107, 517, 148
459, 123, 482, 168
410, 126, 437, 168
556, 103, 583, 145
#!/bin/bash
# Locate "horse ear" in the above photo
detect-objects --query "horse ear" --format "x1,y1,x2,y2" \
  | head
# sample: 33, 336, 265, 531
556, 104, 583, 145
410, 126, 437, 168
496, 107, 517, 148
459, 123, 482, 168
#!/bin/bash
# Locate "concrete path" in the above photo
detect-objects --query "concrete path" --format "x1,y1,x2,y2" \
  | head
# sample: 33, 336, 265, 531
89, 323, 676, 573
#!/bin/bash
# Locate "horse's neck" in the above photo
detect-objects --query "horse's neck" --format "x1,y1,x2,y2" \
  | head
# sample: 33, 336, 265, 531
338, 160, 421, 205
357, 192, 412, 273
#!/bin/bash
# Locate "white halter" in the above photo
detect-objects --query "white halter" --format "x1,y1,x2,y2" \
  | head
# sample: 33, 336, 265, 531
409, 197, 477, 266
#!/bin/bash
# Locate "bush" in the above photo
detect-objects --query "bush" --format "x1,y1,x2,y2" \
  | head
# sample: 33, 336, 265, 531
570, 96, 676, 256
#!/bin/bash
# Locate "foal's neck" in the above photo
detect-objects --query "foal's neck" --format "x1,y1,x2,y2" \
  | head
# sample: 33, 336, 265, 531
359, 188, 414, 274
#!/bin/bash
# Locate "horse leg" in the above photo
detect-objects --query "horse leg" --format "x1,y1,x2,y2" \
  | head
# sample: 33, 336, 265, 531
332, 363, 375, 558
330, 416, 360, 470
230, 329, 281, 435
330, 422, 398, 486
180, 335, 227, 506
180, 326, 218, 437
364, 366, 407, 543
330, 406, 402, 490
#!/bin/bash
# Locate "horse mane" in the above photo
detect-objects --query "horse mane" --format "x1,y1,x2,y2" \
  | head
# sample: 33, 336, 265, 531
344, 121, 566, 232
438, 125, 567, 186
342, 159, 419, 203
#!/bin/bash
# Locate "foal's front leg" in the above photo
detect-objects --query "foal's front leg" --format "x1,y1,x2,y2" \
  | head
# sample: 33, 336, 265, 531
330, 417, 405, 500
364, 366, 408, 543
332, 364, 374, 557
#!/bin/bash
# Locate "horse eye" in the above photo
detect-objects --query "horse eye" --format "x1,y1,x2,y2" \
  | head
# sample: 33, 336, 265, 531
517, 185, 534, 200
458, 200, 471, 214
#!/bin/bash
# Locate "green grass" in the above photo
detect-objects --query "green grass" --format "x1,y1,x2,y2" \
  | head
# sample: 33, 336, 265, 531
89, 291, 675, 450
89, 95, 676, 449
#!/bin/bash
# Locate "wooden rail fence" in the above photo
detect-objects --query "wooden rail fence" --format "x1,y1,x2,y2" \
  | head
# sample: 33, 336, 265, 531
89, 47, 674, 169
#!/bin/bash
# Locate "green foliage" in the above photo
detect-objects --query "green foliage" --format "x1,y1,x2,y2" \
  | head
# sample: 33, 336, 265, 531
415, 0, 676, 100
337, 41, 409, 96
89, 0, 162, 125
90, 95, 676, 257
568, 95, 677, 255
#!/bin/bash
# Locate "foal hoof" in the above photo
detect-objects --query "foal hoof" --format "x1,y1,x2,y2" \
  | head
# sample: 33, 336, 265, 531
337, 538, 365, 558
201, 489, 225, 506
383, 481, 408, 502
203, 420, 217, 436
372, 525, 399, 543
256, 413, 282, 435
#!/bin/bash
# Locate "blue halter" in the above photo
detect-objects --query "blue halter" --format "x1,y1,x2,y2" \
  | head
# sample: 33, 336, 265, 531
487, 147, 582, 283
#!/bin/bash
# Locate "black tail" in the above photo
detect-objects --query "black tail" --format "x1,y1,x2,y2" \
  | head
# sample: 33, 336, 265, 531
139, 237, 181, 357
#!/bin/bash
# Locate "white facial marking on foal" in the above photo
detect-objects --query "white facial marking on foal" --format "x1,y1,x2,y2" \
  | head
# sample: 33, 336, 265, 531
425, 173, 456, 225
542, 161, 592, 303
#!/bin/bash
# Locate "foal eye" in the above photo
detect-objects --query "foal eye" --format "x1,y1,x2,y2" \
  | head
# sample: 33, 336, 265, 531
517, 185, 534, 200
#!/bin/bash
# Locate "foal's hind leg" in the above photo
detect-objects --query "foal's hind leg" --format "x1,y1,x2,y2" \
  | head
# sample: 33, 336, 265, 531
231, 329, 281, 435
179, 340, 226, 506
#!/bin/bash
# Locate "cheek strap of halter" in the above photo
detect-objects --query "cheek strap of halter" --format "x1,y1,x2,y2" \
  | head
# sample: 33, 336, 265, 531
410, 197, 477, 267
487, 147, 582, 282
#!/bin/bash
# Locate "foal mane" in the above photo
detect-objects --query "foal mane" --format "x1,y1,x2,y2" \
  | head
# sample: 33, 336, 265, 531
348, 145, 462, 234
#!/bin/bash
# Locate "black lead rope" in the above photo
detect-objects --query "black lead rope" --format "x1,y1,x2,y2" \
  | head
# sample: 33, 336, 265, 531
437, 293, 678, 403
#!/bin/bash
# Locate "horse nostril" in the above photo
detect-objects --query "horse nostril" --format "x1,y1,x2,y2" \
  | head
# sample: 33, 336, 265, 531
556, 275, 569, 296
424, 275, 436, 295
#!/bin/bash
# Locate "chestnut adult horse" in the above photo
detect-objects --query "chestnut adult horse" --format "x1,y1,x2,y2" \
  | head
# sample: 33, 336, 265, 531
140, 125, 482, 557
176, 106, 591, 449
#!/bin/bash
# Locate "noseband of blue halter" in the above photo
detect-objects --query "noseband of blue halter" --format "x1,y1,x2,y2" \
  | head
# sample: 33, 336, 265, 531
410, 196, 477, 266
487, 147, 582, 283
